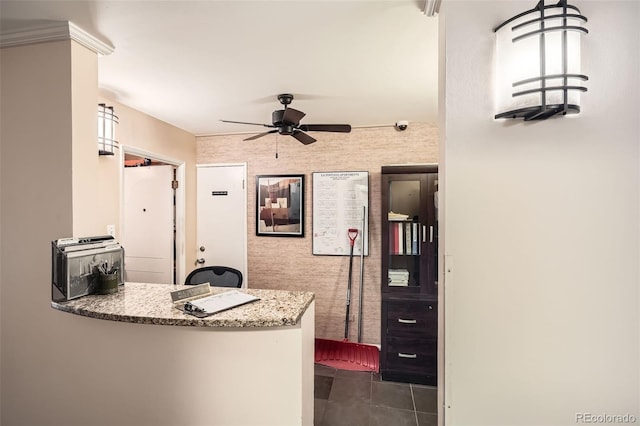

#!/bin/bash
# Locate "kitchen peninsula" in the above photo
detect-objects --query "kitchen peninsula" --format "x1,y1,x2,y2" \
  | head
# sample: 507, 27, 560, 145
51, 282, 315, 426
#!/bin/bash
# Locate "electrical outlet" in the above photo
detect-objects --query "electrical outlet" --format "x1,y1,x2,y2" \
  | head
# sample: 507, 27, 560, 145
106, 224, 116, 237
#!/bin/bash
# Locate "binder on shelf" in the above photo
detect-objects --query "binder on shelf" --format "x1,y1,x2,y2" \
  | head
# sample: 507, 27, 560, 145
405, 222, 412, 255
389, 220, 424, 256
390, 225, 396, 255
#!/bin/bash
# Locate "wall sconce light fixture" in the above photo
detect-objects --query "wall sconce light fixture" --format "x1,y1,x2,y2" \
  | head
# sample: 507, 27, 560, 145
422, 0, 441, 17
494, 0, 588, 120
98, 103, 118, 155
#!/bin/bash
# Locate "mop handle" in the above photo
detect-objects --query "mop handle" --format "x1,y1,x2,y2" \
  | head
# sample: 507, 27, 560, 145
344, 228, 358, 339
358, 206, 365, 343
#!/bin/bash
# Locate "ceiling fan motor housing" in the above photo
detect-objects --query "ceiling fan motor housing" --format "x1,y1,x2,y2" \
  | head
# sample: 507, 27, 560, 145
272, 109, 285, 126
279, 125, 295, 135
277, 93, 294, 106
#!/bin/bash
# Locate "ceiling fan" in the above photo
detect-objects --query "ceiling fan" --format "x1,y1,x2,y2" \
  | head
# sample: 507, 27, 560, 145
221, 93, 351, 145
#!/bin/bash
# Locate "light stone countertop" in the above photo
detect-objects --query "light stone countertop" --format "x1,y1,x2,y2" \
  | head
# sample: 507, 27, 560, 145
51, 282, 315, 328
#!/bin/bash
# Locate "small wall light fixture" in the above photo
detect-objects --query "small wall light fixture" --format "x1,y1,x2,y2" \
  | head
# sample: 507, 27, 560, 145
494, 0, 588, 120
98, 103, 118, 155
422, 0, 441, 17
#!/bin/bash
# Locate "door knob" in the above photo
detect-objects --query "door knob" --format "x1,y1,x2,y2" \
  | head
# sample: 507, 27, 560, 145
196, 258, 205, 265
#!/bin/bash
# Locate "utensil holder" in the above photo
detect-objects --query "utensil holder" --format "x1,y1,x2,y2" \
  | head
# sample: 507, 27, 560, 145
98, 273, 119, 295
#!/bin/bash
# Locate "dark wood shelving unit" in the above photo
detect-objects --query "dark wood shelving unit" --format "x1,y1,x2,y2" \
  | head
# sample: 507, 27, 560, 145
380, 164, 438, 386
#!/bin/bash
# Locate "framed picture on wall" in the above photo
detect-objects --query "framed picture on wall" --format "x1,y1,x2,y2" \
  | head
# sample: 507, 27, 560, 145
311, 171, 369, 255
256, 174, 305, 237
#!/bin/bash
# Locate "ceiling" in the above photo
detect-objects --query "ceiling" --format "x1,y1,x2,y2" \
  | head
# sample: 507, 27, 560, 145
0, 1, 440, 137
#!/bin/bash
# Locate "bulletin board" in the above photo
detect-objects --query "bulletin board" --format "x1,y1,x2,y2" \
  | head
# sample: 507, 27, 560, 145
312, 171, 369, 256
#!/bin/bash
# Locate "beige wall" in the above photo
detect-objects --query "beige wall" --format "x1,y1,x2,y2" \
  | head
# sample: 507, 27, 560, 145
1, 39, 80, 425
72, 41, 101, 236
1, 37, 197, 424
97, 95, 198, 277
198, 123, 438, 344
441, 1, 639, 424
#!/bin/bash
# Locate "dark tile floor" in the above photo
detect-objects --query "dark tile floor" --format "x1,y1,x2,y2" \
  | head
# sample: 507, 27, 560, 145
314, 364, 438, 426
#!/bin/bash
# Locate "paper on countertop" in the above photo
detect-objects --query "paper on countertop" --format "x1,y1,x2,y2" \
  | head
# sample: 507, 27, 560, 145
186, 290, 260, 314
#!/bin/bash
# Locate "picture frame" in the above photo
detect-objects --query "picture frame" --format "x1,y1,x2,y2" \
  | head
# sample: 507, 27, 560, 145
256, 174, 305, 237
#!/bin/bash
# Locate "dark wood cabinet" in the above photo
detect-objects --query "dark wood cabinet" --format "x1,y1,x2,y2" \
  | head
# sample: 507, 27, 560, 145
380, 164, 438, 386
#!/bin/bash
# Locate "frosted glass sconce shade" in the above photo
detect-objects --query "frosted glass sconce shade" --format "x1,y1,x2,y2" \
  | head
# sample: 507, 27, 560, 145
98, 103, 118, 155
494, 0, 588, 120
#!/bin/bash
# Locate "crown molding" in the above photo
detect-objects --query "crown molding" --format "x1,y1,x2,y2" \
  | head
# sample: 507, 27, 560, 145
0, 21, 114, 55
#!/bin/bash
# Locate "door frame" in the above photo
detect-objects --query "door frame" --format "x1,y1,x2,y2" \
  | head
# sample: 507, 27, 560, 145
196, 162, 248, 286
119, 146, 186, 284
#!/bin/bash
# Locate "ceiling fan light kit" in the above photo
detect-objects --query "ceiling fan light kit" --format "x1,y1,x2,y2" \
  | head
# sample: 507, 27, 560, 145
221, 93, 351, 145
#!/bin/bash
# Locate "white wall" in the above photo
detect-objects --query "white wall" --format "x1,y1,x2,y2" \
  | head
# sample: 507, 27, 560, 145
441, 1, 640, 425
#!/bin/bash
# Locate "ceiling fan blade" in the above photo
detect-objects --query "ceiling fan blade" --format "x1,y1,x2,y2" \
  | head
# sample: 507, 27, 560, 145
243, 130, 278, 141
221, 119, 275, 128
282, 108, 306, 125
298, 124, 352, 133
292, 130, 316, 145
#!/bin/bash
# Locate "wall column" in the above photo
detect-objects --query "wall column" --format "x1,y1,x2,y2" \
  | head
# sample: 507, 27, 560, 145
0, 23, 112, 424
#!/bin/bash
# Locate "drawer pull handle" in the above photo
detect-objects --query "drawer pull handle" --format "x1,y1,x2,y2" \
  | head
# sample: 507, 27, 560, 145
398, 318, 417, 324
398, 353, 417, 359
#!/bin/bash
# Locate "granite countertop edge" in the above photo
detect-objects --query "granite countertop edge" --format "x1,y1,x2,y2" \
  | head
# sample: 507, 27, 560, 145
51, 283, 315, 328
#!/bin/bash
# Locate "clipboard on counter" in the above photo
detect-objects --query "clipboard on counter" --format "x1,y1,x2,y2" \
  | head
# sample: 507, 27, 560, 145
176, 290, 260, 318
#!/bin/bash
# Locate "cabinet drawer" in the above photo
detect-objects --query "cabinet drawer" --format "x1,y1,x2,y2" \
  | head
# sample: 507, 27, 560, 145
385, 300, 437, 337
385, 336, 437, 375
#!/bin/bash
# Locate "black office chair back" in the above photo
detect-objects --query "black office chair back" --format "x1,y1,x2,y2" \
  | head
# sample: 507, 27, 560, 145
185, 266, 243, 288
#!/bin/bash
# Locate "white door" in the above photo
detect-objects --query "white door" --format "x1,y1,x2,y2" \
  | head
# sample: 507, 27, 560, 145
123, 165, 174, 284
196, 164, 247, 285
